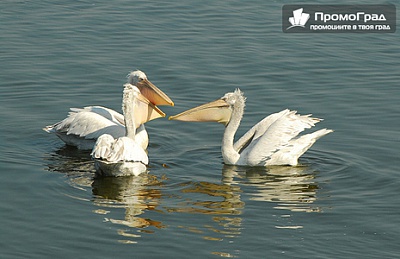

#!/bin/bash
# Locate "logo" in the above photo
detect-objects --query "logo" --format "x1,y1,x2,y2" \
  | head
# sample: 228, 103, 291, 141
287, 8, 310, 29
282, 5, 396, 33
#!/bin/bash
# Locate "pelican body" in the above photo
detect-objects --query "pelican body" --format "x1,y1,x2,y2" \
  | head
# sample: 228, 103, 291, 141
170, 89, 333, 167
91, 83, 165, 177
43, 70, 174, 150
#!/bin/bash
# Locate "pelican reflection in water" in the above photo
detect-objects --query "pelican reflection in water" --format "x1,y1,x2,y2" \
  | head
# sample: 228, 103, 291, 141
45, 146, 322, 245
92, 175, 165, 234
221, 165, 321, 213
163, 164, 321, 243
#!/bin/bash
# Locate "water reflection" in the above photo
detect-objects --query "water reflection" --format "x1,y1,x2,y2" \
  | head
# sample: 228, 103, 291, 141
222, 165, 320, 213
92, 174, 166, 243
165, 179, 244, 243
166, 164, 321, 250
44, 145, 95, 190
45, 145, 93, 173
166, 181, 244, 215
45, 146, 321, 247
44, 146, 168, 243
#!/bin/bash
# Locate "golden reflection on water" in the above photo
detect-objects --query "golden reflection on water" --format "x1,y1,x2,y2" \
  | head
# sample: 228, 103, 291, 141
166, 179, 245, 245
45, 146, 321, 248
92, 175, 165, 226
220, 165, 321, 235
166, 181, 244, 215
44, 146, 168, 243
91, 174, 167, 243
222, 165, 320, 213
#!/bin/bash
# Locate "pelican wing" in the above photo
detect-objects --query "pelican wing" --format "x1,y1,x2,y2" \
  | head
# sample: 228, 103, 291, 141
106, 137, 148, 165
51, 107, 125, 140
44, 106, 124, 135
74, 106, 125, 125
241, 110, 322, 166
268, 128, 333, 165
234, 110, 292, 153
91, 134, 115, 159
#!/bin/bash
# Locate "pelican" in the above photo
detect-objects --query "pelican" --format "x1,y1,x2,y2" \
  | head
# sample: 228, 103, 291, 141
43, 70, 174, 150
169, 89, 333, 166
91, 83, 165, 177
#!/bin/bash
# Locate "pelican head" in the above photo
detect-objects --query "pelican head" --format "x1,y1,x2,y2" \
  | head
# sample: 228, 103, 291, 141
169, 89, 245, 126
127, 70, 174, 107
221, 89, 246, 107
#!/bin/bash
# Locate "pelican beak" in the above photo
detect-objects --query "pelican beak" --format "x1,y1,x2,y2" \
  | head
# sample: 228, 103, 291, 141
136, 79, 174, 106
169, 99, 232, 125
134, 93, 166, 125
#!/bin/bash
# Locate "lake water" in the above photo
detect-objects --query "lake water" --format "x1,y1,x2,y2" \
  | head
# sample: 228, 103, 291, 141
1, 0, 399, 258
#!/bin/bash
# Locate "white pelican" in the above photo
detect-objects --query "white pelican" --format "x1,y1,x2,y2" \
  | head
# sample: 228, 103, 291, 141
169, 89, 333, 166
91, 83, 165, 177
43, 70, 174, 150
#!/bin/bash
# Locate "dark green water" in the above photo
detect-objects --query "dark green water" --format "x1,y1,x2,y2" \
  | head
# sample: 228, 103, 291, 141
1, 1, 399, 258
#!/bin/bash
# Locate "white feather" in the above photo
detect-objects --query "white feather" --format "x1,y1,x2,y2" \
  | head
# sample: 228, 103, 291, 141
171, 88, 333, 167
91, 134, 115, 159
241, 110, 322, 166
91, 84, 152, 177
43, 69, 173, 150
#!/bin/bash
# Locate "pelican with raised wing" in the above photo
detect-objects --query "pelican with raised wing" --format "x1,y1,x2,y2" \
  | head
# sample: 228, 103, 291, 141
91, 83, 165, 176
43, 70, 174, 150
169, 89, 333, 166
